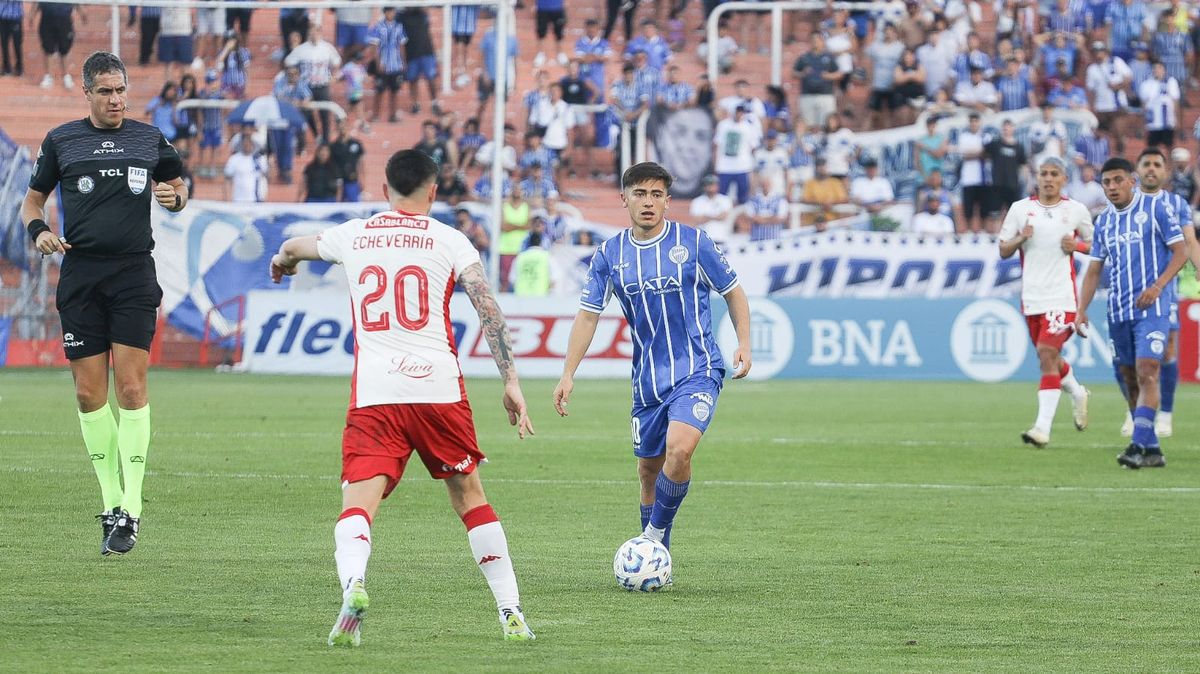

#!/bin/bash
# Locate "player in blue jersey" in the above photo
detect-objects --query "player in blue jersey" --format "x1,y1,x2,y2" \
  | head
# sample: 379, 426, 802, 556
1110, 148, 1200, 439
1077, 157, 1188, 469
553, 161, 752, 556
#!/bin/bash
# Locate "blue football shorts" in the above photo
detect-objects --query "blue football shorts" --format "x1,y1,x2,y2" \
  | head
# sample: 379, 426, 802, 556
1109, 315, 1171, 367
630, 374, 723, 459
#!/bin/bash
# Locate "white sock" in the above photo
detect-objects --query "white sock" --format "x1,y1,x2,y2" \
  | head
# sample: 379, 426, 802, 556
334, 509, 372, 594
643, 524, 666, 542
1061, 369, 1084, 397
1035, 388, 1061, 432
464, 505, 521, 614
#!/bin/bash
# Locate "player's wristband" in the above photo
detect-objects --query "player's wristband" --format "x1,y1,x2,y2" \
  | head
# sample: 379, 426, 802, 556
1074, 241, 1089, 254
26, 219, 50, 242
172, 193, 182, 211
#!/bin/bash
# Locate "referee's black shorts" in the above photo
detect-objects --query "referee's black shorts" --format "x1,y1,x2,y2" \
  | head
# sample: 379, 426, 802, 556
56, 254, 163, 360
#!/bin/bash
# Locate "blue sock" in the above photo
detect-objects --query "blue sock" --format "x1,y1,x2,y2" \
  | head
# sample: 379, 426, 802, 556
1131, 406, 1158, 448
640, 503, 652, 531
649, 471, 689, 548
1160, 361, 1178, 413
1112, 362, 1129, 402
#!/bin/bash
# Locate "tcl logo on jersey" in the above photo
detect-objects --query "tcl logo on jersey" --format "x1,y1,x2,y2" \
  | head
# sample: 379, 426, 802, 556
622, 275, 682, 296
388, 352, 434, 378
468, 315, 633, 360
98, 168, 124, 177
93, 141, 124, 155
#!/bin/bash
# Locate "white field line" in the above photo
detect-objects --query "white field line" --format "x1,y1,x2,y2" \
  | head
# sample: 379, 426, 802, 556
3, 465, 1199, 494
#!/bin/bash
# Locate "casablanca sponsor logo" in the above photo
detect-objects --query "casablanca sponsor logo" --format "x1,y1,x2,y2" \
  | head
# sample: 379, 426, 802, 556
691, 401, 711, 422
365, 214, 429, 230
77, 176, 94, 193
950, 299, 1028, 382
668, 244, 689, 264
717, 297, 795, 380
389, 352, 434, 378
1133, 211, 1148, 225
93, 140, 124, 155
127, 166, 148, 195
63, 332, 85, 348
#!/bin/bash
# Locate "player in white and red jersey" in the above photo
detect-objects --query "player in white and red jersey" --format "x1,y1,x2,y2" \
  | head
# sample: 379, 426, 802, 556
269, 150, 536, 646
998, 156, 1094, 448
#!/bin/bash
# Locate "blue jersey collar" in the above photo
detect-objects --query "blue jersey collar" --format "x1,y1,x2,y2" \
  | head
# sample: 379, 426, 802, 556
629, 219, 671, 248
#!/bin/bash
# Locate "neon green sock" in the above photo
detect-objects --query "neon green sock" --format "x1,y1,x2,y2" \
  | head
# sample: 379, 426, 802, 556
79, 406, 122, 511
117, 405, 151, 518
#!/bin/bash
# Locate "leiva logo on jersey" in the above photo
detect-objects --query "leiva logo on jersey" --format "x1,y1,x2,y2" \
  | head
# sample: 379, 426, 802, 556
949, 299, 1027, 382
127, 167, 148, 195
77, 176, 94, 194
668, 245, 689, 264
389, 352, 434, 378
93, 140, 124, 155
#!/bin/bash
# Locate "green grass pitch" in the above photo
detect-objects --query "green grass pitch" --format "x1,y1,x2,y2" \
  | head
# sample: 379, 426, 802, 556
1, 370, 1198, 672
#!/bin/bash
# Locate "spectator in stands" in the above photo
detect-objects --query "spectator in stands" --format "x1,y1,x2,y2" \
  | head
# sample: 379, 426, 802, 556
631, 49, 663, 106
542, 192, 571, 244
956, 112, 989, 234
893, 48, 926, 125
821, 113, 856, 180
745, 177, 789, 241
437, 163, 471, 206
473, 170, 514, 200
713, 104, 761, 204
224, 133, 267, 203
518, 131, 555, 173
414, 119, 456, 168
604, 0, 637, 43
477, 123, 518, 172
278, 8, 308, 60
448, 6, 478, 86
298, 143, 342, 203
754, 131, 789, 197
367, 6, 407, 125
1035, 32, 1080, 81
997, 57, 1037, 112
787, 119, 818, 185
954, 65, 998, 113
697, 21, 739, 75
1107, 0, 1148, 62
128, 4, 161, 67
657, 64, 696, 109
454, 208, 491, 262
1047, 77, 1088, 110
329, 120, 364, 202
717, 79, 765, 126
1067, 162, 1108, 215
909, 194, 956, 235
194, 2, 225, 69
272, 65, 311, 180
1046, 0, 1088, 33
1128, 41, 1154, 95
1140, 60, 1181, 149
575, 19, 612, 106
690, 175, 734, 229
1028, 103, 1069, 168
792, 33, 839, 128
287, 24, 341, 141
864, 24, 905, 131
334, 1, 372, 55
158, 4, 193, 82
897, 1, 927, 50
175, 74, 199, 157
216, 32, 251, 101
498, 185, 531, 292
1072, 125, 1110, 174
916, 23, 956, 98
952, 33, 994, 84
850, 157, 897, 218
695, 72, 716, 110
340, 48, 369, 132
0, 2, 22, 76
145, 81, 180, 142
196, 70, 225, 178
1152, 12, 1190, 100
824, 9, 859, 112
610, 63, 648, 183
762, 85, 790, 128
476, 22, 517, 124
625, 18, 672, 71
984, 119, 1027, 232
225, 3, 252, 47
398, 7, 439, 116
1085, 42, 1131, 153
511, 231, 553, 296
913, 169, 955, 219
520, 165, 558, 206
34, 1, 82, 89
523, 69, 552, 131
457, 117, 486, 170
1170, 147, 1198, 208
801, 158, 850, 228
534, 83, 572, 185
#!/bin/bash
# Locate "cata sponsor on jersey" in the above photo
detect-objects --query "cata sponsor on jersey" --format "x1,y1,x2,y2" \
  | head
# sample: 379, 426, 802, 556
317, 210, 482, 408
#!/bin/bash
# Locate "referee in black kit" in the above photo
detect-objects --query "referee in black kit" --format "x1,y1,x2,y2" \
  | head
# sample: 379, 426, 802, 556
21, 51, 187, 557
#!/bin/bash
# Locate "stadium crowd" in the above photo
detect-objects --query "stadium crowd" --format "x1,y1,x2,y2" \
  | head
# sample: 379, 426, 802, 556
2, 0, 1200, 267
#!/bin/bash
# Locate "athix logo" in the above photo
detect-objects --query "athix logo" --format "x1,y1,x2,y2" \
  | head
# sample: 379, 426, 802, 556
354, 534, 371, 543
478, 555, 502, 565
93, 140, 124, 155
63, 332, 85, 348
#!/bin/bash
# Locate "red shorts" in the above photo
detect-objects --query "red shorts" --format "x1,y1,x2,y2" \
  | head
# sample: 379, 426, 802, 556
341, 401, 484, 498
1026, 310, 1076, 349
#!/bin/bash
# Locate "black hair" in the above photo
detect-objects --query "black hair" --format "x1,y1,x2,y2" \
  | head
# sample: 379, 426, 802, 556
385, 149, 439, 197
621, 162, 673, 191
1137, 146, 1166, 163
82, 51, 128, 90
1101, 157, 1135, 175
527, 231, 543, 248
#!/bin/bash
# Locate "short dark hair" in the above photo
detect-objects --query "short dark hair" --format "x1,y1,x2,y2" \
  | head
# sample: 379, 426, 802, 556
1137, 147, 1166, 164
1101, 157, 1135, 175
82, 51, 128, 90
621, 162, 673, 191
527, 231, 543, 247
385, 149, 439, 197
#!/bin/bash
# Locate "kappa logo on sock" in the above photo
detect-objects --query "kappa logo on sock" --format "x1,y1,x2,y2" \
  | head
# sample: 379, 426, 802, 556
354, 534, 370, 543
129, 456, 145, 463
478, 555, 502, 565
89, 453, 105, 460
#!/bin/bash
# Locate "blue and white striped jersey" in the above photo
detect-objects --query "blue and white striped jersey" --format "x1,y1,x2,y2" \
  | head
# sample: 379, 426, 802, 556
367, 19, 408, 74
1150, 189, 1193, 295
1092, 190, 1183, 322
580, 220, 739, 406
449, 5, 479, 36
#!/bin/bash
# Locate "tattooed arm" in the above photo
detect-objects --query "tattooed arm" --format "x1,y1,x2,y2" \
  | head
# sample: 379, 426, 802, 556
459, 262, 534, 438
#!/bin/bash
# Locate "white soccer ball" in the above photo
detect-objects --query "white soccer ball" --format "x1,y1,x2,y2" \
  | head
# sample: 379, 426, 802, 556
613, 536, 672, 592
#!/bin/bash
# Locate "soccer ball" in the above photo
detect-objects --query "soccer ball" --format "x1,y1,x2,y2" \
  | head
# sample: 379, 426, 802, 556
613, 536, 672, 592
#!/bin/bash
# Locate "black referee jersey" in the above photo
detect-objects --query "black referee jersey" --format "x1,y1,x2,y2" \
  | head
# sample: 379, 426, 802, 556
29, 117, 183, 257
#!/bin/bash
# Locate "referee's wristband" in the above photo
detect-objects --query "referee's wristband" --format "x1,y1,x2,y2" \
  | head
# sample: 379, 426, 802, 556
26, 219, 50, 243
